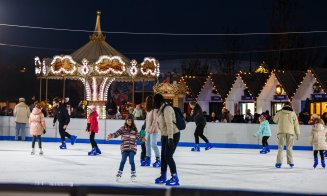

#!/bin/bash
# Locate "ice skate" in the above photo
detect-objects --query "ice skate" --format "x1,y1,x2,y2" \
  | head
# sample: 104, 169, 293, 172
259, 147, 267, 154
275, 163, 281, 168
116, 170, 122, 182
205, 143, 213, 151
145, 157, 151, 166
59, 142, 67, 149
70, 135, 77, 145
165, 174, 180, 186
39, 149, 44, 156
155, 173, 166, 184
31, 148, 35, 155
95, 146, 101, 155
289, 164, 294, 168
191, 144, 200, 152
88, 148, 96, 156
131, 171, 136, 182
152, 157, 161, 168
322, 160, 326, 169
313, 158, 318, 169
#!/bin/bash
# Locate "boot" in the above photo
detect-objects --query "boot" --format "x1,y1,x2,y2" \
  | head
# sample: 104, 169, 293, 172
152, 157, 161, 168
275, 163, 282, 168
155, 173, 166, 184
145, 156, 151, 166
88, 148, 96, 156
266, 146, 270, 153
59, 142, 67, 149
39, 148, 44, 155
324, 151, 327, 157
95, 146, 101, 155
259, 147, 267, 154
205, 143, 213, 151
31, 148, 35, 155
131, 171, 136, 182
116, 170, 122, 182
289, 164, 295, 168
165, 173, 180, 186
191, 144, 200, 152
70, 135, 77, 145
140, 159, 146, 166
313, 158, 318, 168
322, 159, 326, 169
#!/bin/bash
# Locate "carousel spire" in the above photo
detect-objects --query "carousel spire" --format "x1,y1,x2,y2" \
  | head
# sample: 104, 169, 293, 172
90, 10, 106, 41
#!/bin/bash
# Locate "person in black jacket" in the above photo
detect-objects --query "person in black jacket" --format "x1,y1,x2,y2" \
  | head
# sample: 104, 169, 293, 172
189, 101, 212, 151
52, 98, 77, 149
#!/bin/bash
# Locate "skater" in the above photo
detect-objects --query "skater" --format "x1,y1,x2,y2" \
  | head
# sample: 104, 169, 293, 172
254, 114, 271, 154
29, 103, 46, 155
13, 97, 30, 141
86, 105, 101, 156
106, 114, 143, 182
273, 102, 300, 168
154, 93, 180, 186
309, 116, 326, 169
53, 97, 77, 149
144, 95, 161, 167
189, 101, 212, 151
140, 121, 147, 166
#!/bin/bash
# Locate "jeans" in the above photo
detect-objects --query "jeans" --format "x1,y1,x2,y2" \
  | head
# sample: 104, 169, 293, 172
161, 132, 180, 175
145, 132, 160, 158
15, 123, 26, 141
119, 151, 136, 172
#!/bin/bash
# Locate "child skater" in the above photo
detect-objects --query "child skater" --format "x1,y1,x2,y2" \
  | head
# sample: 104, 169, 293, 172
29, 103, 46, 155
254, 114, 271, 154
309, 115, 326, 169
140, 121, 147, 166
106, 114, 143, 182
86, 105, 101, 156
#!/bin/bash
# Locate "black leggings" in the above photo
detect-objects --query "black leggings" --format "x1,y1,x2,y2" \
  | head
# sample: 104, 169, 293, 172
90, 132, 98, 148
194, 125, 209, 144
32, 135, 42, 148
262, 136, 269, 147
161, 132, 180, 175
141, 142, 146, 161
59, 123, 71, 142
314, 150, 325, 160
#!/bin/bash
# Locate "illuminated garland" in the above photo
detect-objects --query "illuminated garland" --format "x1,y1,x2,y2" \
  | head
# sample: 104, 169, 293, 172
140, 57, 159, 76
95, 55, 126, 75
130, 59, 138, 77
50, 55, 77, 75
81, 58, 90, 75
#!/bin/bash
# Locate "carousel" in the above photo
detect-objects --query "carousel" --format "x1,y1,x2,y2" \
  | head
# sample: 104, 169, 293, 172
34, 11, 159, 119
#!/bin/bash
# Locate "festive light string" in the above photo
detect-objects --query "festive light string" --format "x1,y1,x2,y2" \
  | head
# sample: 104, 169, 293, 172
1, 23, 327, 36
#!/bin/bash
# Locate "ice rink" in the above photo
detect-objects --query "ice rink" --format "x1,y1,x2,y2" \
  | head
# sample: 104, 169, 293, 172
0, 141, 326, 195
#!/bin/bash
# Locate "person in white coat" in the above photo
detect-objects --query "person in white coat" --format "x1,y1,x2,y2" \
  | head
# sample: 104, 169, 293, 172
309, 116, 326, 169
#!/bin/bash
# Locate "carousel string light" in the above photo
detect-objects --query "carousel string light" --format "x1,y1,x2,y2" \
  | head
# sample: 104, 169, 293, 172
95, 55, 126, 75
130, 59, 138, 76
140, 57, 159, 76
92, 77, 97, 101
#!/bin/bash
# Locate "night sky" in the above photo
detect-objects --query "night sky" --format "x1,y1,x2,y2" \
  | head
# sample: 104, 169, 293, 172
0, 0, 326, 102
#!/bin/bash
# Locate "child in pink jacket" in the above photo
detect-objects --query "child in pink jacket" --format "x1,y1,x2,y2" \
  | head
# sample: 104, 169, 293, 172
29, 104, 46, 155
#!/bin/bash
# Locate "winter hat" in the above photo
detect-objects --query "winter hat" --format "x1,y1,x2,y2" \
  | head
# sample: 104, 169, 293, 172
312, 113, 319, 119
259, 114, 267, 121
19, 97, 25, 102
126, 114, 134, 120
87, 105, 96, 111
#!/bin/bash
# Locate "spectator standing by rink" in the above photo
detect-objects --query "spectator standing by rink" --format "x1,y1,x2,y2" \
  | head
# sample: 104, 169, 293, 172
86, 105, 101, 156
29, 103, 46, 155
273, 102, 300, 168
14, 98, 30, 141
154, 93, 180, 186
309, 115, 326, 169
106, 97, 117, 119
106, 114, 142, 182
244, 109, 254, 123
189, 101, 212, 152
53, 98, 77, 149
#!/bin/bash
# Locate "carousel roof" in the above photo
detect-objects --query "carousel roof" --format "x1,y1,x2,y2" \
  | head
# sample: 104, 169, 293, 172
212, 74, 236, 99
240, 73, 269, 98
70, 11, 130, 64
310, 68, 327, 92
275, 71, 306, 98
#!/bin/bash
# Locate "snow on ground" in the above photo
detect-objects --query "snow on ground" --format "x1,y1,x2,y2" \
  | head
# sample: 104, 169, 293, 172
0, 141, 326, 194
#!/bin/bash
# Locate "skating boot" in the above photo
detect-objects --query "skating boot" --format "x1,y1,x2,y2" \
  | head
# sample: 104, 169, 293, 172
116, 170, 122, 182
191, 144, 200, 152
152, 157, 161, 168
31, 148, 35, 155
259, 147, 267, 154
95, 146, 101, 155
140, 159, 146, 166
131, 171, 136, 182
39, 148, 44, 155
313, 158, 318, 169
165, 173, 180, 186
70, 135, 77, 145
59, 142, 67, 149
155, 173, 166, 184
324, 151, 327, 157
275, 163, 282, 168
205, 143, 213, 151
322, 160, 326, 169
88, 148, 96, 156
266, 146, 270, 153
145, 156, 151, 166
289, 164, 295, 168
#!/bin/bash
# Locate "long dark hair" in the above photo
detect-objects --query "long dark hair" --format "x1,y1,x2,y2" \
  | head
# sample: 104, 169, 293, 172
154, 93, 165, 109
125, 118, 137, 130
145, 95, 154, 112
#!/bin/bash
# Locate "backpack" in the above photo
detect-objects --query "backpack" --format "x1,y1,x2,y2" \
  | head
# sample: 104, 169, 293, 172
162, 104, 186, 130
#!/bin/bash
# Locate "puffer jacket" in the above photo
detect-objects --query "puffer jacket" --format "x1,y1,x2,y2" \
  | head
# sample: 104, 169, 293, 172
273, 108, 300, 137
255, 120, 272, 137
157, 104, 179, 139
309, 123, 327, 150
14, 102, 30, 123
145, 109, 159, 134
110, 125, 141, 153
29, 107, 46, 136
87, 110, 99, 133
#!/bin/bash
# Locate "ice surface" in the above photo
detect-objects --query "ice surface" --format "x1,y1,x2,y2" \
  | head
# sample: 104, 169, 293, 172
0, 141, 326, 194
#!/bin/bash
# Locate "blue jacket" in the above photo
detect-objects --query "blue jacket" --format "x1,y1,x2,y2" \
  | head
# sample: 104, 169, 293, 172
255, 120, 272, 137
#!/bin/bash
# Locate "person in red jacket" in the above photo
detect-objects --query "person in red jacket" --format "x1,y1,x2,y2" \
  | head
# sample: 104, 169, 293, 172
86, 105, 101, 156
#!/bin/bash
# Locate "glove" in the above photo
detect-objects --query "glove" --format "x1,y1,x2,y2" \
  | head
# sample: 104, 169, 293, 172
86, 123, 91, 132
43, 130, 46, 134
168, 138, 174, 150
